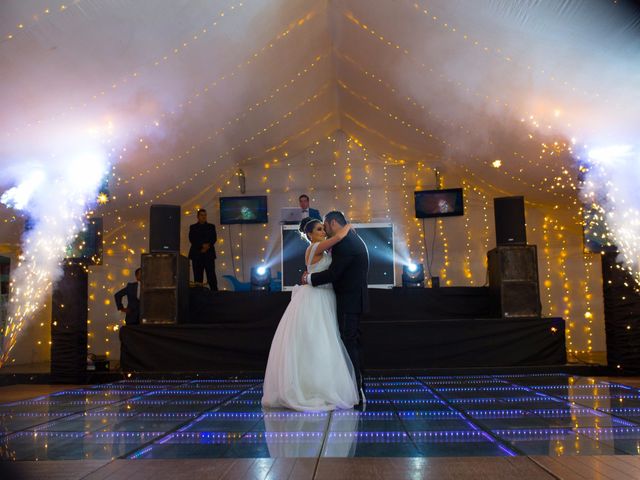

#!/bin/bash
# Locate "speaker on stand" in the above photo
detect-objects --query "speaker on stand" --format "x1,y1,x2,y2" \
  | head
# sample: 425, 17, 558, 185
150, 205, 181, 252
494, 196, 526, 246
140, 252, 189, 324
489, 196, 541, 318
488, 246, 541, 318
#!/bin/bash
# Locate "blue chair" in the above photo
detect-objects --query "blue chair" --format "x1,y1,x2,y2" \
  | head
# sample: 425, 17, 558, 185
222, 275, 251, 291
223, 272, 282, 292
270, 271, 282, 292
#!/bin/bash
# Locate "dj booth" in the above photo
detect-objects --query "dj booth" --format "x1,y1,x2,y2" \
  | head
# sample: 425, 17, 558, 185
120, 287, 566, 372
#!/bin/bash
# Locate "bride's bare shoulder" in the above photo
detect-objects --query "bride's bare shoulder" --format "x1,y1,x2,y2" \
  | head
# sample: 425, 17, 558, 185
304, 242, 316, 262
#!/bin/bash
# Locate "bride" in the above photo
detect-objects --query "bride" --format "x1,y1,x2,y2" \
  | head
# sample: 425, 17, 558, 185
261, 217, 359, 411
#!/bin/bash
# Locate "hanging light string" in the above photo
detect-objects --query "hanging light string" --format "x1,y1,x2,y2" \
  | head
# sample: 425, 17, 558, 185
555, 215, 574, 354
339, 12, 581, 200
337, 72, 575, 201
407, 1, 609, 103
345, 140, 355, 218
336, 48, 577, 184
541, 216, 555, 316
345, 3, 608, 143
541, 214, 573, 354
341, 113, 415, 154
581, 252, 594, 354
103, 83, 333, 217
349, 136, 374, 222
115, 53, 330, 187
461, 179, 474, 285
331, 134, 341, 203
380, 147, 392, 221
398, 157, 414, 262
2, 5, 319, 140
413, 160, 426, 266
2, 1, 249, 139
435, 174, 450, 285
102, 113, 336, 243
2, 2, 79, 43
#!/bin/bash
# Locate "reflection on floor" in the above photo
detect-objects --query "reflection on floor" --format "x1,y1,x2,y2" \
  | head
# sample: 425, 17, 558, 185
2, 374, 640, 461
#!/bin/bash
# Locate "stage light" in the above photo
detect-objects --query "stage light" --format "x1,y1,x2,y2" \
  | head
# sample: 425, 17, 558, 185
402, 262, 424, 288
251, 265, 271, 291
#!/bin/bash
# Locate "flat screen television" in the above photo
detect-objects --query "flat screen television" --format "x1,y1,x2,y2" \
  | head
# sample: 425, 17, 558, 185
65, 217, 103, 265
582, 204, 617, 253
220, 195, 268, 224
414, 188, 464, 218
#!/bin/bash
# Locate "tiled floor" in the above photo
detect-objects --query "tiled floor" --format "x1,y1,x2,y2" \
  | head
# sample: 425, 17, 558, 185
3, 374, 640, 477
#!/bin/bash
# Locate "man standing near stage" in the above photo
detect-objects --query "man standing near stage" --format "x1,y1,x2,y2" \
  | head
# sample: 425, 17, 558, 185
114, 268, 141, 325
188, 208, 218, 291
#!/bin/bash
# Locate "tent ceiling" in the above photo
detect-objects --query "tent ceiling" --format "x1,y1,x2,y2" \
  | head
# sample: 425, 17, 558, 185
1, 0, 639, 229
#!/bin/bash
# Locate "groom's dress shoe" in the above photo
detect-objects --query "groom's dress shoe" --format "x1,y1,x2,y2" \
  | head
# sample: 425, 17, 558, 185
355, 387, 367, 411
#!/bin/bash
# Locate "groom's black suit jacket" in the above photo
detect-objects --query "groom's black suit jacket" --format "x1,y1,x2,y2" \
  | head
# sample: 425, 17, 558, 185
310, 229, 369, 314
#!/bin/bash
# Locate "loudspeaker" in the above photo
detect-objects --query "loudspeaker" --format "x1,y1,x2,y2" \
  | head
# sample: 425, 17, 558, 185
494, 196, 526, 246
1, 255, 11, 295
149, 205, 181, 252
488, 246, 541, 318
51, 264, 88, 383
497, 282, 541, 318
602, 252, 640, 371
140, 252, 189, 324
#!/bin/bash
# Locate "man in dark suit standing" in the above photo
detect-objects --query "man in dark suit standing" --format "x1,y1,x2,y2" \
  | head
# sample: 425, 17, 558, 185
302, 210, 369, 407
299, 194, 322, 221
114, 268, 141, 325
189, 208, 218, 291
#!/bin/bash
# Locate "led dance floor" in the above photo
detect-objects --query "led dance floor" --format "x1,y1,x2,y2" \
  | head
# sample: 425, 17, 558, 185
2, 374, 640, 461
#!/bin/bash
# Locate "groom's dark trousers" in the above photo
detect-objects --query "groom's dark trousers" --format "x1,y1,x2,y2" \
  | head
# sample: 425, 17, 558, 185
339, 311, 363, 387
309, 229, 369, 389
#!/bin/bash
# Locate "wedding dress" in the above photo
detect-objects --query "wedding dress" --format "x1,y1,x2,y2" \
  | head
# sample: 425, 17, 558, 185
262, 243, 359, 411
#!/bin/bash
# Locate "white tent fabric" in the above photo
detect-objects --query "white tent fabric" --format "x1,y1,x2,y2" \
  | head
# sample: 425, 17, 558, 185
1, 0, 639, 215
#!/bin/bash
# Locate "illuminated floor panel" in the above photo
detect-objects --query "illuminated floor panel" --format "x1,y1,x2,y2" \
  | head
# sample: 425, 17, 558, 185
2, 374, 640, 460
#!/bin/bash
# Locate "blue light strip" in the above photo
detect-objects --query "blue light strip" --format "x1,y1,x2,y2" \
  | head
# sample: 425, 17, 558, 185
413, 379, 519, 456
127, 383, 263, 458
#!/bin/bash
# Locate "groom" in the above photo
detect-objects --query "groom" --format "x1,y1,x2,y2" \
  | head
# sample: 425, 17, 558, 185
302, 211, 369, 407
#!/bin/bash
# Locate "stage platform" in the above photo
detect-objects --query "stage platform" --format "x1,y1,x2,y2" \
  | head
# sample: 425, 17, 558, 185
120, 288, 566, 373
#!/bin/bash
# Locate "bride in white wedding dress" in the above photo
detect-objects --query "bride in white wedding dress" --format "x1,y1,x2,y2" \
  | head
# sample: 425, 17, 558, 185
262, 218, 359, 411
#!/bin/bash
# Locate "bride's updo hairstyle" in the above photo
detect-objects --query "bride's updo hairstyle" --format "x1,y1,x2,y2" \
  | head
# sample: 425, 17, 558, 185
299, 217, 321, 242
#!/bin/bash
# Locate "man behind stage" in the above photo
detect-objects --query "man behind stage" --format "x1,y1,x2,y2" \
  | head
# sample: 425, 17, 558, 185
114, 268, 141, 325
188, 208, 218, 291
299, 194, 321, 221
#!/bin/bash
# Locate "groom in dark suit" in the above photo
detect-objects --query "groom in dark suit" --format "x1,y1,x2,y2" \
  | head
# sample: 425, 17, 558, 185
302, 210, 369, 407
